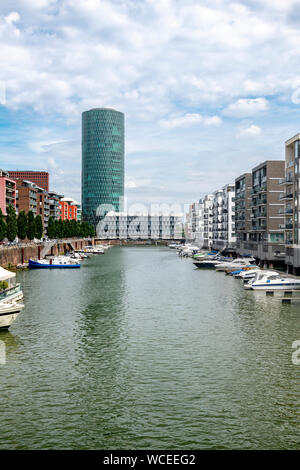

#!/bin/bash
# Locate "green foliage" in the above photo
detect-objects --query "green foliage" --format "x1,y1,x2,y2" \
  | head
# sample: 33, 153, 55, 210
6, 205, 18, 242
0, 208, 7, 241
35, 215, 43, 239
46, 217, 95, 240
27, 211, 36, 240
0, 280, 9, 291
47, 217, 56, 239
17, 211, 28, 240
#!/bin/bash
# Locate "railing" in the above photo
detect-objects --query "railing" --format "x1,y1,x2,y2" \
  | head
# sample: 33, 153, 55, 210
0, 284, 22, 303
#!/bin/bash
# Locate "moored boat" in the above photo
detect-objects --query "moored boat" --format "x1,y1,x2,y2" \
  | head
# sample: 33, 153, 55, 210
0, 267, 23, 304
29, 259, 80, 269
0, 302, 24, 330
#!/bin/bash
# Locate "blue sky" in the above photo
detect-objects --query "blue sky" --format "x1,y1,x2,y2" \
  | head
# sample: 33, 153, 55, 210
1, 0, 300, 207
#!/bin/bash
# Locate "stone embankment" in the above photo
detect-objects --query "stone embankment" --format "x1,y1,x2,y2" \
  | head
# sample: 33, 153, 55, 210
0, 238, 95, 268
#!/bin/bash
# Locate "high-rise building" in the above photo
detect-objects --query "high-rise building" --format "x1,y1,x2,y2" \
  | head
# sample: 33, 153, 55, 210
82, 108, 125, 226
8, 171, 49, 191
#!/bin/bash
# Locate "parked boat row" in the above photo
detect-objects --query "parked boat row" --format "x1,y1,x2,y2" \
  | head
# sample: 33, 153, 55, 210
169, 245, 300, 292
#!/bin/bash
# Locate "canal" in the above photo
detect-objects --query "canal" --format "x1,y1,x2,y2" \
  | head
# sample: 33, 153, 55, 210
0, 246, 300, 449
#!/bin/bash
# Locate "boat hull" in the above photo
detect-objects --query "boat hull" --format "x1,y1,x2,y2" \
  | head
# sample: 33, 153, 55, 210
29, 260, 80, 269
251, 282, 300, 291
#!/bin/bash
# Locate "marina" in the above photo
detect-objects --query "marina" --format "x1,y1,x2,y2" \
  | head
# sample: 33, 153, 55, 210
1, 245, 300, 449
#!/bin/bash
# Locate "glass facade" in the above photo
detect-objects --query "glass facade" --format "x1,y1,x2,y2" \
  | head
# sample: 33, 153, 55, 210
82, 108, 124, 226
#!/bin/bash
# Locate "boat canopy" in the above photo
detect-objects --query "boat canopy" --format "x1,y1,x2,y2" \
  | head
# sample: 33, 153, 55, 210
0, 267, 16, 281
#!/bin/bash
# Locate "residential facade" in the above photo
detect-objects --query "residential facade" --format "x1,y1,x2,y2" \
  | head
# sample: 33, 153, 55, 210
0, 169, 16, 216
235, 173, 252, 248
48, 191, 64, 220
212, 184, 235, 250
16, 180, 50, 228
59, 197, 78, 221
96, 212, 184, 240
236, 161, 285, 263
283, 134, 300, 271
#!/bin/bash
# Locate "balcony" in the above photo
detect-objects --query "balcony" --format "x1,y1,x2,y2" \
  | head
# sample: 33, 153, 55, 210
279, 193, 293, 200
279, 176, 294, 185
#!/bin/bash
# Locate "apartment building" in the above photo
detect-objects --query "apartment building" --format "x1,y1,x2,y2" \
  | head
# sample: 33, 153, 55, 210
48, 191, 64, 220
16, 180, 50, 228
97, 212, 184, 240
212, 185, 235, 250
186, 201, 204, 245
59, 197, 79, 221
235, 173, 252, 249
237, 161, 285, 264
202, 195, 214, 248
0, 169, 16, 215
283, 134, 300, 271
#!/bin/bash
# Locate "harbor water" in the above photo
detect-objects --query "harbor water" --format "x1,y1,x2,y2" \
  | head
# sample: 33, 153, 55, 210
1, 246, 300, 449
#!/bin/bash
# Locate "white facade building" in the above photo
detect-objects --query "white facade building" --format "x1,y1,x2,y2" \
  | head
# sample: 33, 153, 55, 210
186, 195, 213, 248
96, 212, 184, 240
212, 184, 236, 250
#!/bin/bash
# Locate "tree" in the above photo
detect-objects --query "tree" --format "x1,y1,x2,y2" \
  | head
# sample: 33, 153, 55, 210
47, 217, 56, 239
17, 211, 28, 240
6, 205, 18, 242
27, 211, 36, 240
35, 215, 43, 239
0, 208, 6, 241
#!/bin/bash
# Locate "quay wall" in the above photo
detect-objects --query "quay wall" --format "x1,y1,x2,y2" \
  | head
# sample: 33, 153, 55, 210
0, 239, 94, 268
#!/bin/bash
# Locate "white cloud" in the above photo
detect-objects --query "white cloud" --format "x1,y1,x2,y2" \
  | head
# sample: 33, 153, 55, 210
237, 124, 262, 138
160, 113, 221, 129
1, 0, 300, 205
223, 98, 269, 117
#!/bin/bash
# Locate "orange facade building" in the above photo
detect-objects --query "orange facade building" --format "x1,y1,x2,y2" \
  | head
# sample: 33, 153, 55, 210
59, 200, 77, 221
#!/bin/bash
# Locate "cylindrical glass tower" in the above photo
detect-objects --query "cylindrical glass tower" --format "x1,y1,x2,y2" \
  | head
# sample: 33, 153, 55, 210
81, 108, 124, 226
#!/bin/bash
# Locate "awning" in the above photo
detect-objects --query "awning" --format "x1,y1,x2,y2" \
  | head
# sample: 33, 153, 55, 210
0, 267, 16, 281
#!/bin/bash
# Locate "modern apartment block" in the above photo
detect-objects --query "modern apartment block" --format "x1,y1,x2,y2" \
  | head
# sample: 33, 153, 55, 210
82, 108, 125, 226
48, 191, 64, 220
97, 212, 184, 240
283, 134, 300, 271
59, 198, 78, 221
236, 161, 285, 263
212, 184, 235, 250
16, 180, 50, 228
0, 169, 16, 215
186, 201, 204, 245
202, 195, 214, 248
235, 173, 252, 248
8, 171, 49, 191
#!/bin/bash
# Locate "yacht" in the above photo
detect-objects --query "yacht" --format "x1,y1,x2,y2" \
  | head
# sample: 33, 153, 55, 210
0, 302, 24, 330
245, 271, 300, 290
0, 267, 23, 304
215, 258, 256, 272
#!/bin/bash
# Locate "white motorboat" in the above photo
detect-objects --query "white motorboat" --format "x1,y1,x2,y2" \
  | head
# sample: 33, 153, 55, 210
0, 302, 24, 330
245, 271, 300, 290
215, 258, 256, 272
0, 267, 23, 304
235, 267, 262, 279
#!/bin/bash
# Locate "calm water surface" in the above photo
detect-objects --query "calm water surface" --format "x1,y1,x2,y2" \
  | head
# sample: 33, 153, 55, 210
1, 246, 300, 449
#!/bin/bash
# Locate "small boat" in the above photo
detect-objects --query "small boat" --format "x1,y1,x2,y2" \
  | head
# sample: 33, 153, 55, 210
0, 302, 24, 330
215, 258, 256, 272
0, 267, 23, 304
246, 271, 300, 290
29, 259, 80, 269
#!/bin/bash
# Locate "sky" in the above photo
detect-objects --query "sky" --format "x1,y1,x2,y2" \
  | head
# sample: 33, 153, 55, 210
1, 0, 300, 208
